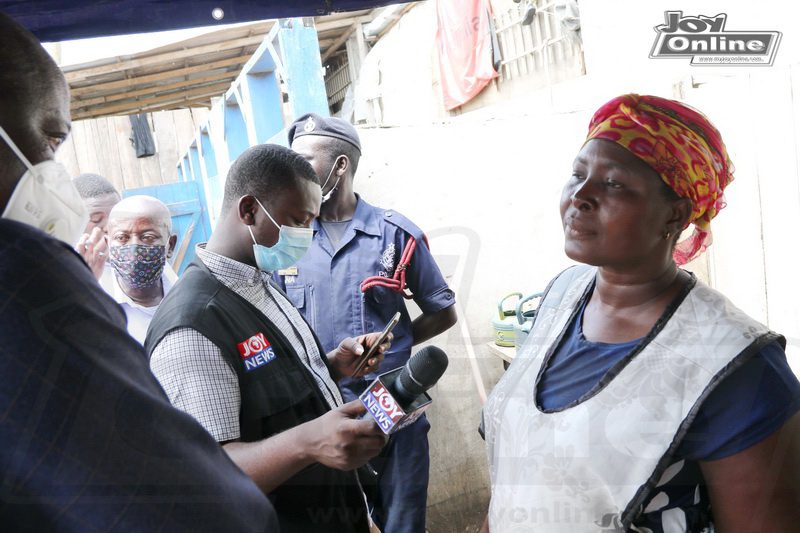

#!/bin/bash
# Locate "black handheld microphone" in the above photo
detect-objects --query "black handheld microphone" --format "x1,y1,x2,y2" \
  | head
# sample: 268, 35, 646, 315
359, 346, 449, 434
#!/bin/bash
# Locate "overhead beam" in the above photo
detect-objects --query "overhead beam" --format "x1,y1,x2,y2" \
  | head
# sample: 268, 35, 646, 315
74, 90, 220, 120
65, 34, 266, 81
74, 81, 231, 119
314, 15, 374, 33
69, 55, 248, 97
72, 70, 236, 110
321, 23, 360, 63
128, 96, 216, 116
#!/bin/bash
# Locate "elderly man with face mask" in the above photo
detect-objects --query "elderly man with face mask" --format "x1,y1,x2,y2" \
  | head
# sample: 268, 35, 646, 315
0, 11, 276, 530
104, 195, 178, 344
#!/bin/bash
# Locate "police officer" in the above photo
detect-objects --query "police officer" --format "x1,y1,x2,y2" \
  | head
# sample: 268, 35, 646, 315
277, 114, 458, 533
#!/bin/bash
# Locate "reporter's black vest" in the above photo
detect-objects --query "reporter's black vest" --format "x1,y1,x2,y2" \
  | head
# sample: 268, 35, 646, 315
145, 258, 369, 533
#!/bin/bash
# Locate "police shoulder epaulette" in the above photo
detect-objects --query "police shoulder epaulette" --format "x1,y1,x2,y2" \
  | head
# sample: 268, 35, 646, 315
382, 209, 424, 241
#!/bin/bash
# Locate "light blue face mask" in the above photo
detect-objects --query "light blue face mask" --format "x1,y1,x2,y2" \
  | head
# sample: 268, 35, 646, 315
247, 198, 313, 272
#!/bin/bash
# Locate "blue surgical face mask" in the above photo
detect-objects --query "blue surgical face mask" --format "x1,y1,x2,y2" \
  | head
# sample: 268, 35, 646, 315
247, 198, 313, 272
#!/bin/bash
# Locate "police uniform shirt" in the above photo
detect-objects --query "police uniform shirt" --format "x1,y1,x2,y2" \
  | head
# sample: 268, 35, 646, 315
275, 195, 456, 375
150, 245, 342, 443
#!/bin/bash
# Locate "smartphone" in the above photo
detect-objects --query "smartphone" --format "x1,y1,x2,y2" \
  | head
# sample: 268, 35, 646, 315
351, 311, 401, 376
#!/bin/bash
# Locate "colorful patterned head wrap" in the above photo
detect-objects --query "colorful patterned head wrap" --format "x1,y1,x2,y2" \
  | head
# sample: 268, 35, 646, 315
585, 94, 734, 265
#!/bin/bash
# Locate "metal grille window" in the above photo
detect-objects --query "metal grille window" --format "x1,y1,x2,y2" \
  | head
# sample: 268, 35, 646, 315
325, 60, 352, 110
493, 0, 584, 84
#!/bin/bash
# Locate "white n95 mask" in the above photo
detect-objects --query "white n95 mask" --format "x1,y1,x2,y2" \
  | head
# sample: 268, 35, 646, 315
0, 125, 87, 245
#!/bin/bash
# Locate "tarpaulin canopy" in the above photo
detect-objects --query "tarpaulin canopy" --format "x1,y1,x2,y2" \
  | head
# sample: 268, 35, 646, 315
0, 0, 402, 42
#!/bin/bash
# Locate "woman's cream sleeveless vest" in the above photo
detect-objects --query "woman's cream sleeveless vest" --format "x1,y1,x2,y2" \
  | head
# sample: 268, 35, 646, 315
483, 266, 779, 532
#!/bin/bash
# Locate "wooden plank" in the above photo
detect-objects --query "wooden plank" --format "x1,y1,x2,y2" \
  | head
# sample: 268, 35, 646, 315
152, 111, 180, 184
321, 23, 359, 63
61, 21, 271, 72
173, 109, 201, 157
95, 117, 123, 184
65, 35, 267, 81
171, 213, 198, 273
69, 56, 248, 98
314, 15, 375, 33
72, 70, 237, 111
113, 116, 143, 190
69, 121, 86, 172
190, 108, 211, 130
138, 98, 214, 115
74, 82, 231, 120
134, 115, 162, 187
56, 131, 80, 176
103, 116, 125, 187
84, 119, 98, 175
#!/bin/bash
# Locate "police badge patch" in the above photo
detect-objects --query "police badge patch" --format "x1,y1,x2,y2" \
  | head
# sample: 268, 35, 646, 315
379, 243, 396, 277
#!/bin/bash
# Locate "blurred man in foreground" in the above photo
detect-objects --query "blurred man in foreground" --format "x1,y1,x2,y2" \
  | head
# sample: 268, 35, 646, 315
0, 12, 277, 530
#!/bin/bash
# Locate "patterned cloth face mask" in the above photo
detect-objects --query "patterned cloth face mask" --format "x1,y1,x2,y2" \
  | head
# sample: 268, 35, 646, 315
108, 244, 166, 289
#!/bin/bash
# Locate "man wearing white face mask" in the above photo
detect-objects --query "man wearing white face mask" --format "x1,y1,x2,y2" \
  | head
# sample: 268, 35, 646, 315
0, 11, 277, 531
147, 143, 393, 533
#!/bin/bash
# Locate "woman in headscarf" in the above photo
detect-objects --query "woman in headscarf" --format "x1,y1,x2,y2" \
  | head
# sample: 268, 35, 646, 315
481, 94, 800, 532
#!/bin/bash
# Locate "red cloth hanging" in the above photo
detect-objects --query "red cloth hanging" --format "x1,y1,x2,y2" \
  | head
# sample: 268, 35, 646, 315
435, 0, 499, 111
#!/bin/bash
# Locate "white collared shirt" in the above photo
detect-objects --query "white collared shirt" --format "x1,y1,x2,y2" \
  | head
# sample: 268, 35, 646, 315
101, 264, 177, 344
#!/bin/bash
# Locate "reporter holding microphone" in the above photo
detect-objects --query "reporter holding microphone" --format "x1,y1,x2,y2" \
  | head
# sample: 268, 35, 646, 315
147, 144, 393, 533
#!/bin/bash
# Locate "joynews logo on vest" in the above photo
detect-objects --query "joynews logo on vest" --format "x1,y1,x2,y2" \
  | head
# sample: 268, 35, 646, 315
650, 11, 781, 66
237, 332, 276, 372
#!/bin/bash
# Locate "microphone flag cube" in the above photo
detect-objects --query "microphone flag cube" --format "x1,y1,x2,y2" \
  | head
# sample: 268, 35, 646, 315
359, 367, 432, 435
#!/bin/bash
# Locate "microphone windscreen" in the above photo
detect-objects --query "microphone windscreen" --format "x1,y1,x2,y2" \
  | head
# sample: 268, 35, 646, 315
397, 346, 449, 399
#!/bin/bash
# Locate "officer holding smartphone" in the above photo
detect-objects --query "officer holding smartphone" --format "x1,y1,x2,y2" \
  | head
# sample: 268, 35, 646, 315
274, 114, 458, 533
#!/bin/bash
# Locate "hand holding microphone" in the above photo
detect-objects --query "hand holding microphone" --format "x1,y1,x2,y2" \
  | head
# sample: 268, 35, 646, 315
305, 400, 388, 471
305, 345, 449, 472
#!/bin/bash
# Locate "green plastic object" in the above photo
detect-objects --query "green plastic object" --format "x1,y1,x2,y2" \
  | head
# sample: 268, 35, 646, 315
492, 292, 523, 347
514, 292, 543, 351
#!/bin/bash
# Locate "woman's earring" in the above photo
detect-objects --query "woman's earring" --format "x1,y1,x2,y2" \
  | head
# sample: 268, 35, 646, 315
664, 231, 671, 240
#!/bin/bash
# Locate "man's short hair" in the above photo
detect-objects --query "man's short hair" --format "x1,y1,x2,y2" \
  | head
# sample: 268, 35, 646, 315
73, 173, 120, 200
319, 136, 361, 174
0, 13, 65, 109
221, 144, 319, 211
